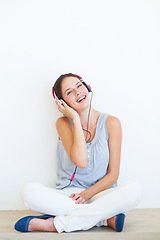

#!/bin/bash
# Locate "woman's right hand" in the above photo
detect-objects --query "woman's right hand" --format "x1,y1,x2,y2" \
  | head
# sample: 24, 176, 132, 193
55, 99, 79, 121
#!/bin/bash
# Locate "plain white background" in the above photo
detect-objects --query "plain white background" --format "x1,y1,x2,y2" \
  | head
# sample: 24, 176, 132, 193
0, 0, 160, 210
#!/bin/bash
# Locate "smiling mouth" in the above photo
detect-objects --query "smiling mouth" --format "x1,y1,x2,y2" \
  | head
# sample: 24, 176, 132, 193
77, 96, 86, 103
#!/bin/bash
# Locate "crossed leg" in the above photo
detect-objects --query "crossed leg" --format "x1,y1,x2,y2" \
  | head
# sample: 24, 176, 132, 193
22, 181, 142, 233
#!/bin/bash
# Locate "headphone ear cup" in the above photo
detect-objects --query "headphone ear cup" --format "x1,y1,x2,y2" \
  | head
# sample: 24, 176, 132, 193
87, 85, 92, 92
52, 87, 56, 99
82, 81, 92, 92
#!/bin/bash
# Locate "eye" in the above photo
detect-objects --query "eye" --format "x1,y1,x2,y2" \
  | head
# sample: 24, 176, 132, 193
67, 90, 72, 95
77, 84, 82, 88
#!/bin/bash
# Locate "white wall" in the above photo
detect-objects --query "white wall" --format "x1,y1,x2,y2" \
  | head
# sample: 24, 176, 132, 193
0, 0, 160, 209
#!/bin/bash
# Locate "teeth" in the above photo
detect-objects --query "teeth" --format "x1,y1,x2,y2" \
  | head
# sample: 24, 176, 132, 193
77, 96, 85, 102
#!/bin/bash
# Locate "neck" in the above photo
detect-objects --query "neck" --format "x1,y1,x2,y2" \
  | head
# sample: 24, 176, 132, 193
78, 107, 99, 129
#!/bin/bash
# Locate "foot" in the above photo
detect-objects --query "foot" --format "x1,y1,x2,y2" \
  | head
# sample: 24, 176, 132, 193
107, 215, 116, 230
28, 217, 57, 232
107, 213, 125, 232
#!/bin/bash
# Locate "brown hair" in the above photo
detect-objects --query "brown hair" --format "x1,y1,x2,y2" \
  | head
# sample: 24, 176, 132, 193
53, 73, 81, 100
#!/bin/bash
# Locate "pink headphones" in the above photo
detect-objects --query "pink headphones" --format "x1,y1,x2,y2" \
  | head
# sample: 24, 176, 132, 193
52, 74, 91, 100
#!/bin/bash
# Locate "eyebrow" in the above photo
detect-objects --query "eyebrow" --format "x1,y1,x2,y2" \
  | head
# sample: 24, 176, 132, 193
64, 81, 81, 94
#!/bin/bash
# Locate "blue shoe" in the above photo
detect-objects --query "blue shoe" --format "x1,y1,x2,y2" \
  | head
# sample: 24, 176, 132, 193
14, 214, 55, 232
115, 213, 125, 232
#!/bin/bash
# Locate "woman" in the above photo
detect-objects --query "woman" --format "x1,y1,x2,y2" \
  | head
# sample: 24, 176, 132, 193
14, 73, 142, 233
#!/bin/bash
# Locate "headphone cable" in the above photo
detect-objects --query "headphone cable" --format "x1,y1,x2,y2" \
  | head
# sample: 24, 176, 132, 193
83, 91, 93, 143
60, 91, 93, 190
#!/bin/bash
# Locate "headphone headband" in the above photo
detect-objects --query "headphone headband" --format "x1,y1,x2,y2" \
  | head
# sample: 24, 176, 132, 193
72, 74, 82, 79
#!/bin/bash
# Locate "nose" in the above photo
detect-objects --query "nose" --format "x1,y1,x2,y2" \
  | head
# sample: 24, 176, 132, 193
75, 88, 81, 96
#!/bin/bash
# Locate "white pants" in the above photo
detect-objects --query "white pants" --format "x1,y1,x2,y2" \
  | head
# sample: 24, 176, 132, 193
22, 181, 142, 233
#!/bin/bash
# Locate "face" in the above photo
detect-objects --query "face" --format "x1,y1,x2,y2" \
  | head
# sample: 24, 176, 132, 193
61, 76, 90, 110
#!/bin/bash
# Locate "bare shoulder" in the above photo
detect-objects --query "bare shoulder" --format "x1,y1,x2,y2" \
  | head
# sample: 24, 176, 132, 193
56, 116, 74, 140
106, 115, 122, 136
56, 116, 74, 143
56, 116, 72, 129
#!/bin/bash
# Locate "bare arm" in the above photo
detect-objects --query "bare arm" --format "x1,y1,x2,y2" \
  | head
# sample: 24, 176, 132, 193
71, 117, 88, 168
55, 99, 88, 168
70, 115, 122, 203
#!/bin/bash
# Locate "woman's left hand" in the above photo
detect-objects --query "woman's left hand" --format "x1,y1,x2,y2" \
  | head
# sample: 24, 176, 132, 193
69, 192, 88, 204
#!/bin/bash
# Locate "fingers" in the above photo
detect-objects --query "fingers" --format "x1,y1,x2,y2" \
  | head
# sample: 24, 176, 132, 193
55, 99, 67, 106
55, 99, 65, 113
76, 197, 86, 204
55, 99, 67, 111
71, 193, 79, 201
55, 99, 63, 106
55, 99, 79, 120
59, 99, 65, 105
69, 194, 75, 198
70, 193, 87, 204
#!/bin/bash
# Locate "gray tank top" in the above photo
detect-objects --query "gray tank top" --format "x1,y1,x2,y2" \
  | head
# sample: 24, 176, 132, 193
55, 112, 117, 189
